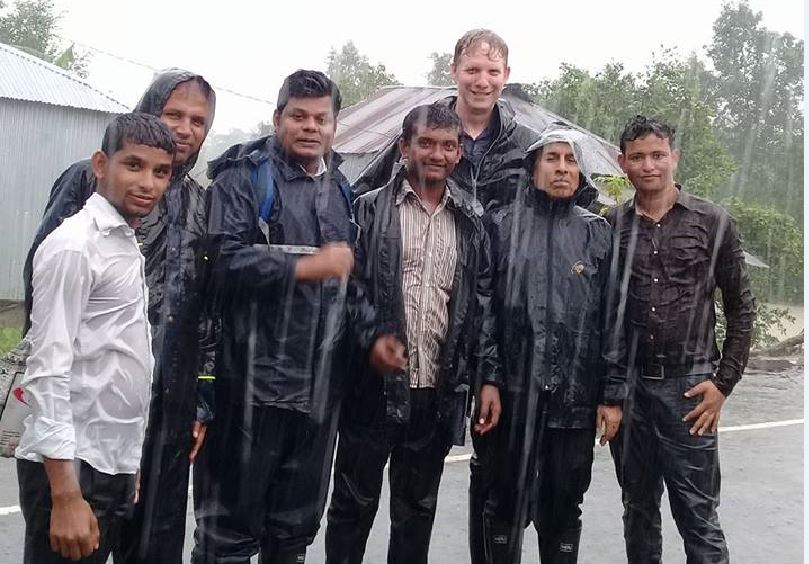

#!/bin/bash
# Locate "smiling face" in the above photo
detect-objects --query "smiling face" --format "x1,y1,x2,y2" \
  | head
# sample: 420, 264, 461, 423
450, 41, 510, 115
533, 142, 581, 200
400, 124, 462, 186
159, 80, 211, 165
92, 141, 173, 226
618, 133, 680, 196
273, 95, 336, 173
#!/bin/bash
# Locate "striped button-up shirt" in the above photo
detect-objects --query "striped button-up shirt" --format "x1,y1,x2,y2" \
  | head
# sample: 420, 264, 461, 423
397, 180, 457, 388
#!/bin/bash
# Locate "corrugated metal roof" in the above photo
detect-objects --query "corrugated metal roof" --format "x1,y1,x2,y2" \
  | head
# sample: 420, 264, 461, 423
0, 42, 127, 113
334, 85, 623, 177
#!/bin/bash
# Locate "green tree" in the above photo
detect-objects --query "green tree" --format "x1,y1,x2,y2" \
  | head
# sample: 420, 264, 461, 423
0, 0, 88, 77
426, 52, 453, 86
707, 1, 804, 218
326, 41, 400, 107
535, 54, 734, 199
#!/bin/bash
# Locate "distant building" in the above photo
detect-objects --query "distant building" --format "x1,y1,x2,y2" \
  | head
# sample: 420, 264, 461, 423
0, 43, 127, 300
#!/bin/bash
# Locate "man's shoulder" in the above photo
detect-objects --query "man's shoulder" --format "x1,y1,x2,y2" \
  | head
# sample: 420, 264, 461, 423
38, 208, 94, 256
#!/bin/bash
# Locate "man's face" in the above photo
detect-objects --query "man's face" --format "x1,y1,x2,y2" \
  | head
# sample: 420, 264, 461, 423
533, 142, 580, 200
450, 42, 510, 114
618, 134, 680, 195
400, 125, 462, 185
159, 80, 211, 165
92, 142, 173, 224
273, 96, 336, 165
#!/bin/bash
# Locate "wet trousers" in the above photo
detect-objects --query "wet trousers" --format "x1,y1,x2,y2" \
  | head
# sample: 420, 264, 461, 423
325, 388, 452, 564
610, 372, 729, 564
114, 406, 193, 564
474, 421, 595, 564
17, 458, 136, 564
191, 401, 339, 564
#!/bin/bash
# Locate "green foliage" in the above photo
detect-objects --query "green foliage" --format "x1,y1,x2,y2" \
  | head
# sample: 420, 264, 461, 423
707, 1, 804, 220
426, 52, 453, 87
326, 41, 400, 108
0, 0, 88, 77
715, 299, 795, 351
724, 198, 803, 303
0, 327, 21, 356
534, 55, 735, 200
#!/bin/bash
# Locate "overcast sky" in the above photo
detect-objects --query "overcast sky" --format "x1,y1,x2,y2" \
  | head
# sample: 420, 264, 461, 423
50, 0, 804, 133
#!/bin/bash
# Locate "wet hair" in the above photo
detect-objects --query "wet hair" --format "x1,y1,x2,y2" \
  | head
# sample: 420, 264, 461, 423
101, 112, 176, 156
619, 115, 676, 153
400, 103, 462, 143
276, 70, 342, 116
453, 29, 509, 66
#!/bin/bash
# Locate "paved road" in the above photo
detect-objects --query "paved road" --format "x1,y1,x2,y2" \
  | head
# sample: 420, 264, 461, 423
0, 365, 802, 563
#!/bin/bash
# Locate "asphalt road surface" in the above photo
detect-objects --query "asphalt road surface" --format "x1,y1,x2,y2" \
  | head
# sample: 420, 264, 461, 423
0, 365, 802, 563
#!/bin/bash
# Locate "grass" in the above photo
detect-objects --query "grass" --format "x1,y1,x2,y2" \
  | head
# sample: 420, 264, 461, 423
0, 327, 22, 356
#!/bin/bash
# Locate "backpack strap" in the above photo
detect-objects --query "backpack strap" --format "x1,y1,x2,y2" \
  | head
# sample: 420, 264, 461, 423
250, 159, 276, 223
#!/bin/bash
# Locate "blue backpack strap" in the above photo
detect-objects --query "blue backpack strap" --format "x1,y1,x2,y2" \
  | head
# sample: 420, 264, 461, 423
337, 178, 353, 217
250, 159, 276, 223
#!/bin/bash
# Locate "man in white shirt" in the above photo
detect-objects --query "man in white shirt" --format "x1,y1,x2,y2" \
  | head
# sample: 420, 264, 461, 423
16, 113, 176, 563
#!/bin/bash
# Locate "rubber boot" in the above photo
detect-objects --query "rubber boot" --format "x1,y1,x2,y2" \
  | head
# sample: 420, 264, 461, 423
539, 524, 582, 564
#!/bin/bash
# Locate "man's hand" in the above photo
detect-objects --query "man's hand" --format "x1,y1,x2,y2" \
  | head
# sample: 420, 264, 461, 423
683, 380, 726, 436
294, 243, 353, 282
133, 470, 141, 504
50, 492, 100, 561
44, 459, 100, 561
368, 335, 407, 375
189, 420, 207, 463
596, 404, 623, 446
474, 384, 501, 436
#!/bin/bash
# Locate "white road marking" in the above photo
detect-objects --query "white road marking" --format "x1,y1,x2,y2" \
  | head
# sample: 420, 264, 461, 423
0, 418, 802, 518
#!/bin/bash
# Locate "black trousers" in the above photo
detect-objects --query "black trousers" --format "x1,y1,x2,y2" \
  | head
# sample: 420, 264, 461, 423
192, 402, 339, 564
17, 458, 136, 564
114, 408, 193, 564
325, 388, 452, 564
610, 372, 729, 564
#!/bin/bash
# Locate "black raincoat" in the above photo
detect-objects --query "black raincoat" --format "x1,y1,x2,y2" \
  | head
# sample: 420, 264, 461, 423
21, 69, 217, 564
202, 134, 377, 414
352, 97, 538, 210
485, 144, 626, 426
345, 169, 502, 446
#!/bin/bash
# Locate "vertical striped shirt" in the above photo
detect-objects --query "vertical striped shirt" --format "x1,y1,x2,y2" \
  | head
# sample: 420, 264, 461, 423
397, 179, 457, 388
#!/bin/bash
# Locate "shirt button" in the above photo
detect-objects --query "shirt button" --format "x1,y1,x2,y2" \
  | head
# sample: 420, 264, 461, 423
168, 315, 174, 323
653, 277, 659, 283
650, 334, 655, 341
653, 250, 659, 255
656, 223, 661, 228
651, 307, 656, 312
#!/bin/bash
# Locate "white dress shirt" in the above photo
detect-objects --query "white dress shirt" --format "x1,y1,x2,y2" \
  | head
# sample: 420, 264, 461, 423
16, 193, 153, 475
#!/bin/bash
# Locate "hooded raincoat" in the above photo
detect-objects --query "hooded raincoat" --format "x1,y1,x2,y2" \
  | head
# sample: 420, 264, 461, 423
21, 69, 217, 564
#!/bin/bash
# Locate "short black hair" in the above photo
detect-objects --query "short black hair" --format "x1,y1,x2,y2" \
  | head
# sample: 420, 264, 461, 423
619, 115, 676, 153
276, 70, 342, 116
101, 113, 176, 156
400, 103, 462, 143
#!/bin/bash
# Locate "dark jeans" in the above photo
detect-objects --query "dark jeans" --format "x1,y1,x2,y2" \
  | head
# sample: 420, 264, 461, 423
114, 410, 192, 564
17, 458, 136, 564
610, 372, 729, 564
192, 402, 339, 564
325, 388, 452, 564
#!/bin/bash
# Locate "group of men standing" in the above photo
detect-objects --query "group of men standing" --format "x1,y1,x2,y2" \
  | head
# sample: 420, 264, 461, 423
14, 27, 754, 564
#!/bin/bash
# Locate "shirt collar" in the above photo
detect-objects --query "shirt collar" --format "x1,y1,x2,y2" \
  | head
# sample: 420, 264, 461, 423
86, 193, 133, 235
396, 178, 453, 210
301, 157, 328, 178
628, 183, 691, 212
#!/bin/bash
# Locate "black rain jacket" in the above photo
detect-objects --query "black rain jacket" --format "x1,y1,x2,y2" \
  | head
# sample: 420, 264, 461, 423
352, 97, 538, 211
204, 135, 377, 421
485, 130, 627, 429
22, 69, 217, 430
345, 170, 502, 446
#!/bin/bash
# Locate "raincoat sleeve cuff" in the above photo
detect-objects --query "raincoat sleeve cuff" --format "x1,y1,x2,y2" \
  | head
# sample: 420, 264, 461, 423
196, 375, 216, 423
711, 370, 738, 397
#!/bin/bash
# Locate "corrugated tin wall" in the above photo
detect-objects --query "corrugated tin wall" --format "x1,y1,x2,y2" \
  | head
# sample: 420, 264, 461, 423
0, 99, 118, 300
